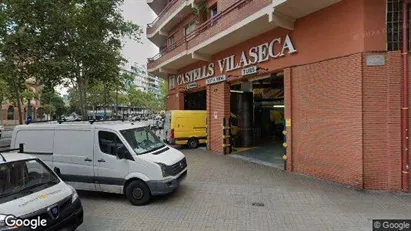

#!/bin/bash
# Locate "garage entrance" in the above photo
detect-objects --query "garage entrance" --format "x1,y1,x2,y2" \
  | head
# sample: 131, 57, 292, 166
184, 89, 206, 110
230, 72, 285, 169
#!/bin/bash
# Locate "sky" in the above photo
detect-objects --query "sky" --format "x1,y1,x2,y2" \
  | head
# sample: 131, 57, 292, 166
120, 0, 159, 66
58, 0, 158, 95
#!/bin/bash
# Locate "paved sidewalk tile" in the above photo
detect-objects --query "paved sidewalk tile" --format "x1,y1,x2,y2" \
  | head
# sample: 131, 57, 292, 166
78, 149, 411, 231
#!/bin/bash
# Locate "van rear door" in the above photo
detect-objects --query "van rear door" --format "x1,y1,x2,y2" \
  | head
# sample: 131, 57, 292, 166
13, 129, 55, 167
53, 128, 96, 191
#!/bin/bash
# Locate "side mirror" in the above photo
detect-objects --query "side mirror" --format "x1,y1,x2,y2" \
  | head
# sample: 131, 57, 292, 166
116, 147, 129, 159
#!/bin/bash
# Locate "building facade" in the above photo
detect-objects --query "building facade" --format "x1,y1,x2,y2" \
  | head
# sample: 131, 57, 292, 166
121, 61, 162, 98
146, 0, 411, 192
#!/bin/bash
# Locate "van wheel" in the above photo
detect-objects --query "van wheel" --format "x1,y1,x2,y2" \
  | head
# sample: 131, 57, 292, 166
187, 138, 199, 149
125, 180, 151, 206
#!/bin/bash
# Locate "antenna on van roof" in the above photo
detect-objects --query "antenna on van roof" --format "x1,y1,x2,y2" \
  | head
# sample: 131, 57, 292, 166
0, 153, 6, 162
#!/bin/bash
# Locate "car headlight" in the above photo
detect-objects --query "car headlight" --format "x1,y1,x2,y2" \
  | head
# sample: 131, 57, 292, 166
68, 185, 79, 203
155, 162, 169, 177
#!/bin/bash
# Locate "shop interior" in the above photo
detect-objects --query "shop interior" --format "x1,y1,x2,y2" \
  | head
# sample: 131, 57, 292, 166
184, 89, 206, 110
230, 72, 285, 169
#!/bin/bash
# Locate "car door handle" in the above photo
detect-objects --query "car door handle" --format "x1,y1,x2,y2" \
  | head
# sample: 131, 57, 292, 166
97, 159, 106, 163
84, 158, 92, 162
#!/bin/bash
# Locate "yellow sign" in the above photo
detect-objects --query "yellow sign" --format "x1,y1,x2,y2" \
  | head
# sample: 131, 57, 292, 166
286, 119, 291, 127
39, 193, 47, 200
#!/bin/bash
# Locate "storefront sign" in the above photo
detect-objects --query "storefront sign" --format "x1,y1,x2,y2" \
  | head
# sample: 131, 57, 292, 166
187, 83, 199, 89
366, 55, 385, 66
241, 65, 258, 76
172, 34, 297, 86
206, 75, 226, 85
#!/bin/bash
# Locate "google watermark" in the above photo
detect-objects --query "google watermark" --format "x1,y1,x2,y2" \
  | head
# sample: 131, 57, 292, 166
0, 214, 47, 230
373, 219, 411, 231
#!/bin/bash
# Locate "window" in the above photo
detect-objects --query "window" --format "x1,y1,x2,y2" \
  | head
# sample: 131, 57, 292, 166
7, 106, 14, 120
0, 159, 59, 203
210, 4, 218, 26
184, 21, 196, 36
167, 35, 175, 49
169, 76, 176, 89
387, 0, 411, 51
98, 131, 127, 156
120, 127, 165, 155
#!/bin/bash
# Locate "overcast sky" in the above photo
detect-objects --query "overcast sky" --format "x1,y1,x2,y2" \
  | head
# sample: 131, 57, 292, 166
120, 0, 158, 67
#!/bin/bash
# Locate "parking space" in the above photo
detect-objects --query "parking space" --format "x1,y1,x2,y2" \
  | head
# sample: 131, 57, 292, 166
78, 148, 411, 231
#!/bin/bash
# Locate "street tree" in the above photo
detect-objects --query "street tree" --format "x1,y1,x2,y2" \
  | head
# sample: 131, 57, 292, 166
48, 0, 142, 120
0, 0, 47, 124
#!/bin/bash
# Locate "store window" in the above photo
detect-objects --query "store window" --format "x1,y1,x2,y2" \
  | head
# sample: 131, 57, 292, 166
387, 0, 411, 51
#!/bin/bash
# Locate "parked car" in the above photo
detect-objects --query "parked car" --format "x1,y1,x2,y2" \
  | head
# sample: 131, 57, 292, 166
131, 115, 141, 121
0, 152, 83, 231
164, 110, 207, 149
11, 121, 188, 205
0, 124, 3, 138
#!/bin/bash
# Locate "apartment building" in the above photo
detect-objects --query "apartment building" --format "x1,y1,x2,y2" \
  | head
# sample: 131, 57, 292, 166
146, 0, 410, 193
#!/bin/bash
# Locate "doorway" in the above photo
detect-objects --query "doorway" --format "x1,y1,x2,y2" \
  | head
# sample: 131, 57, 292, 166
230, 72, 285, 169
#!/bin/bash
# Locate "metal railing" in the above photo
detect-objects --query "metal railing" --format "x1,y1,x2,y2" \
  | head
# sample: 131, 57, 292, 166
147, 0, 180, 29
148, 0, 252, 63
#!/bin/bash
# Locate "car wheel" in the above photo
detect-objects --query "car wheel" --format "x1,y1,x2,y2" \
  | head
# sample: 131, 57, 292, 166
187, 138, 199, 149
125, 180, 151, 206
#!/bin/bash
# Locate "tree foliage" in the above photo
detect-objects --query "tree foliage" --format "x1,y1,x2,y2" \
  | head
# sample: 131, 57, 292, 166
0, 0, 142, 122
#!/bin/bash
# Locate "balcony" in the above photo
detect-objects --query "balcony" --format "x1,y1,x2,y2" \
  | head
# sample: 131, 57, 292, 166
147, 0, 201, 47
147, 0, 341, 77
146, 0, 169, 15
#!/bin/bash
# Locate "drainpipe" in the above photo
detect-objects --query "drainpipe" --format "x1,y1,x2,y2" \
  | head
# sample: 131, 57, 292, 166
402, 0, 410, 193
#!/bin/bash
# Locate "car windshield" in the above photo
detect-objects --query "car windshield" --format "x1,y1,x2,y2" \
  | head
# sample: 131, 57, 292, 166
120, 127, 165, 155
0, 159, 59, 203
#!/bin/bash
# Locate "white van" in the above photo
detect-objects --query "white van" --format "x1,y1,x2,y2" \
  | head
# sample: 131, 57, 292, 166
0, 152, 83, 231
10, 121, 188, 205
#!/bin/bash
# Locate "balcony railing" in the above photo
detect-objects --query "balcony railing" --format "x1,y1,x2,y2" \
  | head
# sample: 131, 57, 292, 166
147, 0, 179, 29
148, 0, 252, 63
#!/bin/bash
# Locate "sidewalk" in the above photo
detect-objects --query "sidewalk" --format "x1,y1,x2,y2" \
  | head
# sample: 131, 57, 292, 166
78, 148, 411, 231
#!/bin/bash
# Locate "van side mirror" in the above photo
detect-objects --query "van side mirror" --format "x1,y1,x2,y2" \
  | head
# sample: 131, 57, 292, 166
116, 146, 129, 159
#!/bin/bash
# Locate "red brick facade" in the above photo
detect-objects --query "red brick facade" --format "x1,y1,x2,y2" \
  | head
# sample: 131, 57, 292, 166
154, 0, 409, 192
206, 83, 230, 153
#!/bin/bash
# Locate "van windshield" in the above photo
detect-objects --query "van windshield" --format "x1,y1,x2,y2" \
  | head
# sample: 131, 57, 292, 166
0, 159, 59, 204
120, 127, 166, 155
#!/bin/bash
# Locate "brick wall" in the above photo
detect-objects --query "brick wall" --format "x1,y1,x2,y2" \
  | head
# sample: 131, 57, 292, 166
387, 51, 402, 191
284, 68, 293, 172
291, 53, 364, 188
207, 82, 230, 153
362, 52, 389, 190
166, 91, 185, 110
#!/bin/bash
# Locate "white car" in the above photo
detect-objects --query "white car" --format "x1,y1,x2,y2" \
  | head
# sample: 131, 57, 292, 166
10, 121, 188, 205
0, 152, 83, 231
0, 125, 3, 138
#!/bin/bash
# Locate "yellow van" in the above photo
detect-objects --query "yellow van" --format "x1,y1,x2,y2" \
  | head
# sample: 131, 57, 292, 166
164, 110, 207, 149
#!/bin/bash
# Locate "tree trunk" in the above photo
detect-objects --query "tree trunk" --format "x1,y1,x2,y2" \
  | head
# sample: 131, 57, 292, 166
15, 85, 23, 125
77, 81, 84, 120
82, 79, 88, 120
103, 84, 107, 119
0, 94, 3, 125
